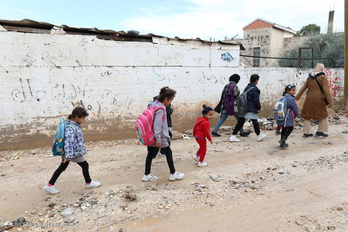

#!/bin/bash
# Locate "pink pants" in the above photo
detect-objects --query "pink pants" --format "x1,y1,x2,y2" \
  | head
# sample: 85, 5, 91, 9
195, 138, 207, 162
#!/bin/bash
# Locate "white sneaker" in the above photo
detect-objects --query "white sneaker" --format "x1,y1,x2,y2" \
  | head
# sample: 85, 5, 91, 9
142, 173, 158, 182
197, 162, 207, 167
169, 171, 184, 181
192, 155, 199, 162
229, 135, 240, 142
43, 184, 59, 194
85, 180, 101, 188
257, 133, 266, 142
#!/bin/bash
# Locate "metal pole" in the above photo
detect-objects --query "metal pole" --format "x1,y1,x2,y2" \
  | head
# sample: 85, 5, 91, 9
345, 0, 348, 111
311, 48, 314, 68
298, 48, 302, 68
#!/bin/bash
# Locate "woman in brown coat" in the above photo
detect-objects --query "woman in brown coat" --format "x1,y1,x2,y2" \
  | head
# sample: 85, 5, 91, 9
295, 63, 333, 137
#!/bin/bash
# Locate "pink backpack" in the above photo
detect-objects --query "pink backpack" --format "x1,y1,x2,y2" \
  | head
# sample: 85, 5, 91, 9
135, 104, 166, 146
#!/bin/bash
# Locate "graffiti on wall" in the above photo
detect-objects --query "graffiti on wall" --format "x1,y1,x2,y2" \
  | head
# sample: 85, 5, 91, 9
325, 69, 340, 98
221, 52, 234, 62
21, 50, 70, 67
10, 77, 135, 117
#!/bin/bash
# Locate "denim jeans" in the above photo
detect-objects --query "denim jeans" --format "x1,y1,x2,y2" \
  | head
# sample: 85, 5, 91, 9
213, 112, 244, 133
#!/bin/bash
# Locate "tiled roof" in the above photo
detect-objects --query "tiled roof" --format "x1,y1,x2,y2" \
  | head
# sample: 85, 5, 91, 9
243, 18, 296, 34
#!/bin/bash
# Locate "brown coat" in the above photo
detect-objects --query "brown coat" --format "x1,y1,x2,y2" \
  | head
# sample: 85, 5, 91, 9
295, 73, 332, 120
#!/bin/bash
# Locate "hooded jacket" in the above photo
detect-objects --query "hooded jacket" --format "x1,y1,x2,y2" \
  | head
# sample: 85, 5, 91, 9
150, 101, 171, 148
276, 94, 300, 127
193, 117, 212, 142
244, 83, 261, 113
64, 120, 87, 160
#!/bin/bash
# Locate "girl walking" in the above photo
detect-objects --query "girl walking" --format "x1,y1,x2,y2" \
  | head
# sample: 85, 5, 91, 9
193, 105, 213, 167
43, 107, 101, 194
142, 87, 184, 181
212, 74, 249, 137
277, 84, 300, 148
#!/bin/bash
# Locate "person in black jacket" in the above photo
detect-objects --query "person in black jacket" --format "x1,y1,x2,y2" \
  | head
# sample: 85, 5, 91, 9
229, 74, 266, 142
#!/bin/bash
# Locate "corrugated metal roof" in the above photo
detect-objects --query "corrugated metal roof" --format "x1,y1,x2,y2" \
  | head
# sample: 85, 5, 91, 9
0, 18, 244, 49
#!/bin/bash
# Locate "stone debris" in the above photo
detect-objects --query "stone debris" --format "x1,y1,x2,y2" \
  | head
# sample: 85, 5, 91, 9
0, 221, 13, 231
60, 208, 74, 216
123, 186, 137, 201
171, 131, 183, 140
209, 175, 224, 182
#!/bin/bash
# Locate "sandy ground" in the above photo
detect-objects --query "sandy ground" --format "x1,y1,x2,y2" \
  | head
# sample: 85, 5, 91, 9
1, 115, 348, 232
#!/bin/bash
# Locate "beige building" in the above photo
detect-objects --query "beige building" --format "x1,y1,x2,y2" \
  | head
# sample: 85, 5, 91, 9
232, 18, 306, 67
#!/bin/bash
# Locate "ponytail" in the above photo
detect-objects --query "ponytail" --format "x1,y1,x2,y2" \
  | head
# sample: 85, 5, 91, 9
68, 107, 89, 120
202, 104, 213, 115
157, 86, 176, 102
283, 84, 296, 96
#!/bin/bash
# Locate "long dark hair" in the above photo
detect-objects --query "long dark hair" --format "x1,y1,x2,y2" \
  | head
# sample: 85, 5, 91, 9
68, 107, 89, 120
282, 84, 296, 96
157, 86, 176, 102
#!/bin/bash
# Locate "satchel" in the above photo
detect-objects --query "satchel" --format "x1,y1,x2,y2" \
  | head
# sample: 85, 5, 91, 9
314, 77, 329, 106
214, 100, 222, 113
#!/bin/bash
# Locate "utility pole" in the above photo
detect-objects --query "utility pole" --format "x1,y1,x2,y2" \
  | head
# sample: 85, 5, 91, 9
345, 0, 348, 111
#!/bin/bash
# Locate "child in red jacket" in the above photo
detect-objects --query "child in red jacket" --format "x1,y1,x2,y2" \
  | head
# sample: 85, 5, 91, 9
193, 105, 213, 167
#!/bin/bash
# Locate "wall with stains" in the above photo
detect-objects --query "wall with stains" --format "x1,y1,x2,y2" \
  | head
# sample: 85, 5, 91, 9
236, 68, 344, 105
0, 31, 242, 149
0, 31, 344, 150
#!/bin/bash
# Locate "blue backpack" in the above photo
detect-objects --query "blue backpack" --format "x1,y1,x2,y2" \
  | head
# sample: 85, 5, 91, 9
52, 119, 76, 156
223, 84, 236, 115
273, 97, 288, 121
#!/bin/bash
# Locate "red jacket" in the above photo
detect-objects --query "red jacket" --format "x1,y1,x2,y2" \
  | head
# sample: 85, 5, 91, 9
193, 117, 212, 142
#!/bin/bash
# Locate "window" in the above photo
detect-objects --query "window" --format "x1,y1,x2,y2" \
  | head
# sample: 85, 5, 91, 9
253, 47, 260, 67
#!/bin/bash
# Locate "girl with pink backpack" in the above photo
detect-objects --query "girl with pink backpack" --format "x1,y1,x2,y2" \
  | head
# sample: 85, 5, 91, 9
142, 87, 184, 182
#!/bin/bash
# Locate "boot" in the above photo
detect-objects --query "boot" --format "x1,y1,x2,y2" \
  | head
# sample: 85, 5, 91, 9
278, 136, 289, 148
279, 136, 289, 148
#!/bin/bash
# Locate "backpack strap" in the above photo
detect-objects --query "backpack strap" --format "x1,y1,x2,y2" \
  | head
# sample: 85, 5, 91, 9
152, 105, 166, 122
313, 76, 329, 105
244, 86, 255, 94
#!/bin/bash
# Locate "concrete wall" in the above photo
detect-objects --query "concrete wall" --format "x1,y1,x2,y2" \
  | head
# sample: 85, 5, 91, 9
269, 28, 286, 67
0, 31, 241, 149
0, 31, 344, 150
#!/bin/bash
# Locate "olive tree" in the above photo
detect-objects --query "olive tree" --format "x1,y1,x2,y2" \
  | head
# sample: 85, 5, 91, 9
279, 33, 344, 68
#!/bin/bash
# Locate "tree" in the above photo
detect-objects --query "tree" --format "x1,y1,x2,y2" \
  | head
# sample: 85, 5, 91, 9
300, 24, 321, 36
279, 33, 344, 68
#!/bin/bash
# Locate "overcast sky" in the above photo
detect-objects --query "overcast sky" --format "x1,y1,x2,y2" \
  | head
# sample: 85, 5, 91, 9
0, 0, 344, 40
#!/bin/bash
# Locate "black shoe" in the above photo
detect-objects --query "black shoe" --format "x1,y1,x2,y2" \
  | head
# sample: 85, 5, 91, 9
211, 131, 221, 137
315, 132, 328, 137
279, 137, 289, 148
279, 143, 289, 148
278, 138, 285, 146
303, 133, 313, 138
240, 131, 250, 137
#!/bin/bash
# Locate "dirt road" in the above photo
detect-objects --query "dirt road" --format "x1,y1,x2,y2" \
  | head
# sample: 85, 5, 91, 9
1, 117, 348, 232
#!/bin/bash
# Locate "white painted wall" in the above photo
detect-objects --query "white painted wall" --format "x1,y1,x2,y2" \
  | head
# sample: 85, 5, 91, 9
0, 31, 242, 148
0, 31, 344, 149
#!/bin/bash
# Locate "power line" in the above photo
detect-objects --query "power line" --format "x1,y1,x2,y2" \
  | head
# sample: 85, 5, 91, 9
240, 54, 338, 60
